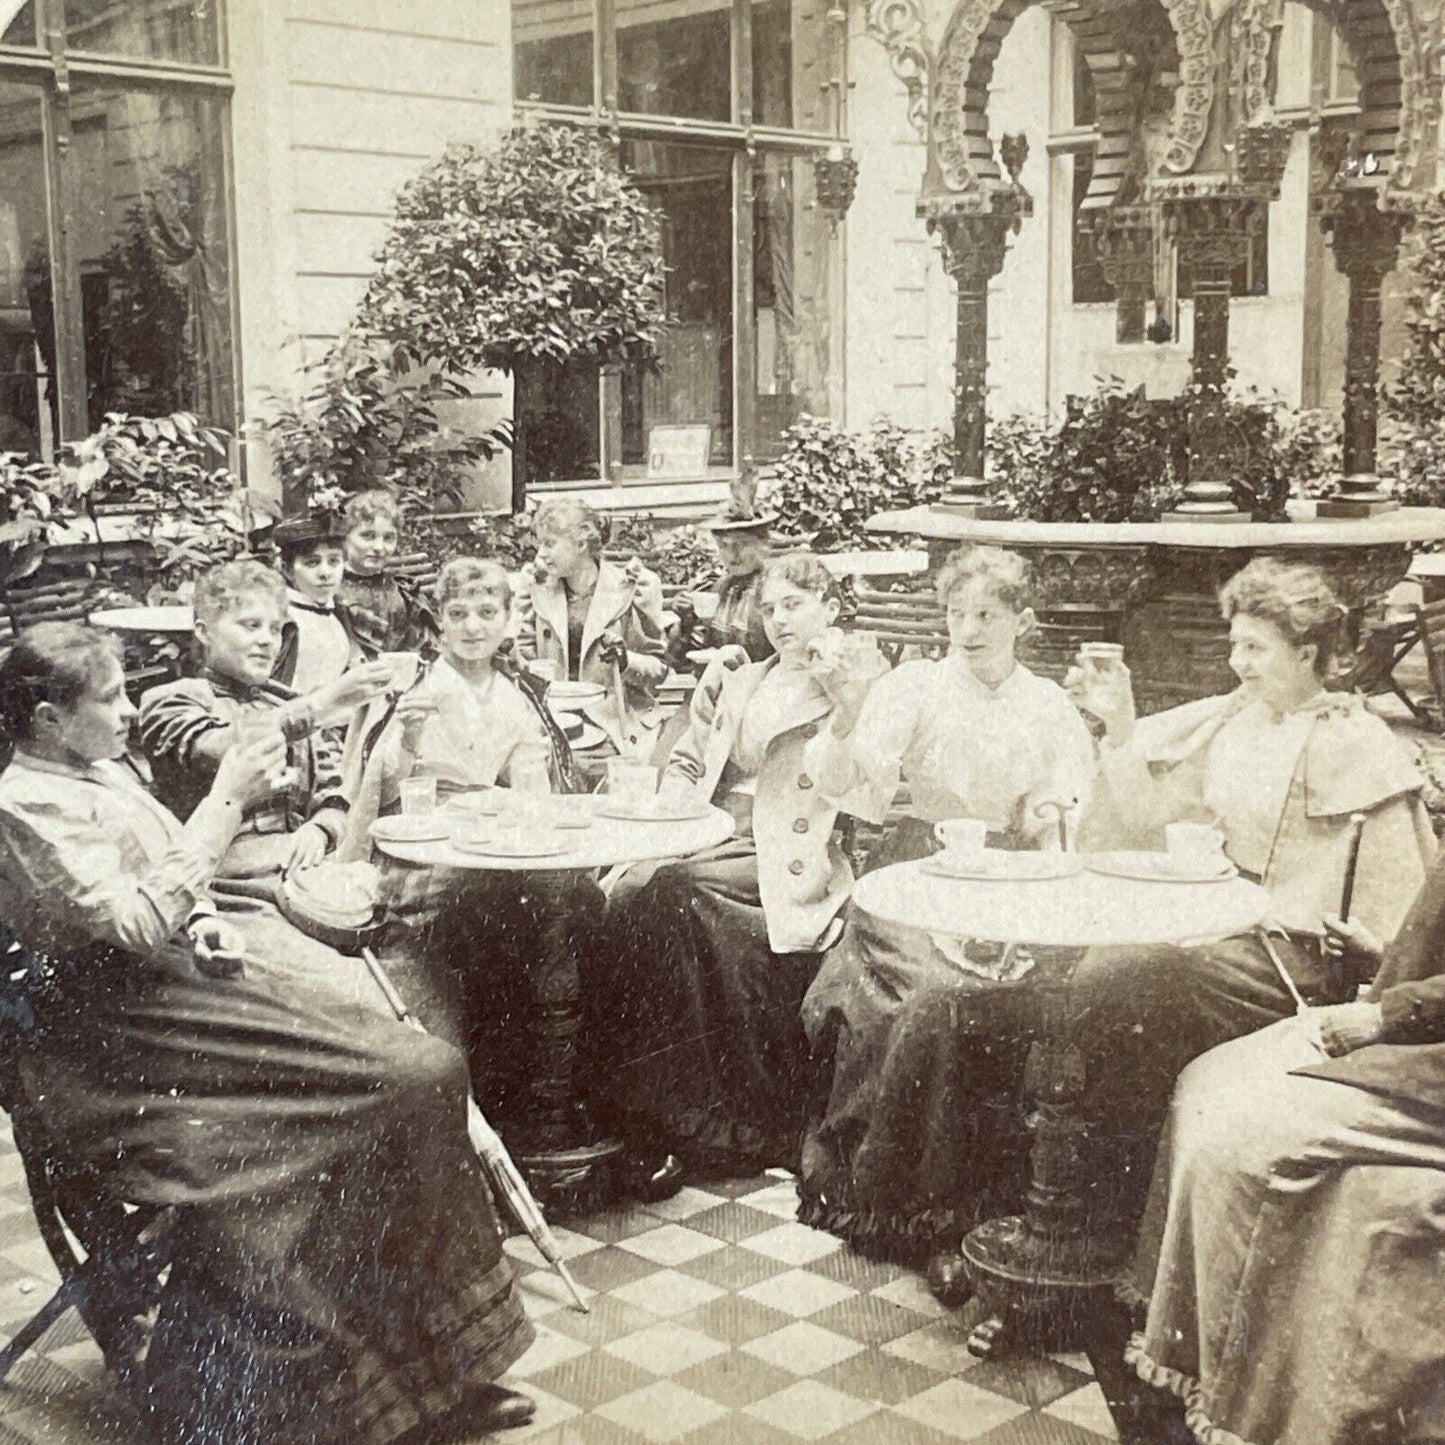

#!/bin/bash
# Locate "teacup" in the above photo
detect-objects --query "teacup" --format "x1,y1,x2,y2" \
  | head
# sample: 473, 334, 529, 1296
934, 818, 988, 862
1079, 642, 1125, 669
691, 592, 721, 623
1165, 821, 1226, 870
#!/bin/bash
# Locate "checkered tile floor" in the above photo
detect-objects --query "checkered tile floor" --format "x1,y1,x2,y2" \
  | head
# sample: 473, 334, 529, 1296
0, 1119, 1118, 1444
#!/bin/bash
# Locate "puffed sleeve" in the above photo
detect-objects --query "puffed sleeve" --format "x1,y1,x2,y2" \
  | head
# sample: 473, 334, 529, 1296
0, 790, 234, 958
662, 665, 726, 791
802, 664, 921, 826
138, 678, 227, 770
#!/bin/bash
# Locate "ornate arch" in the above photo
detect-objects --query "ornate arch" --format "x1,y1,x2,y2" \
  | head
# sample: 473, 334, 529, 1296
1231, 0, 1441, 195
929, 0, 1217, 196
865, 0, 932, 138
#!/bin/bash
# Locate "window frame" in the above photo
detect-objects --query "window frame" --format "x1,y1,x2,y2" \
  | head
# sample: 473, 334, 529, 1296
0, 0, 239, 451
512, 0, 848, 495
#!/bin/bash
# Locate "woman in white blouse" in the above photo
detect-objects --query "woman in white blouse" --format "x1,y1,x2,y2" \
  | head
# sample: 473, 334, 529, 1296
799, 546, 1096, 1281
1067, 556, 1434, 1246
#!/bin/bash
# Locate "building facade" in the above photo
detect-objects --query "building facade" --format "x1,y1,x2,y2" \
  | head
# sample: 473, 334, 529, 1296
0, 0, 1434, 516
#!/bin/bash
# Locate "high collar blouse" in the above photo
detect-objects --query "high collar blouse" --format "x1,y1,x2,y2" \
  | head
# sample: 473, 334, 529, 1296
816, 655, 1097, 841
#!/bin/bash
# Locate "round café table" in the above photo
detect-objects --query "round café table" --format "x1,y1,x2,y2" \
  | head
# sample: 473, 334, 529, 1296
851, 854, 1268, 1359
89, 605, 194, 633
374, 794, 734, 1207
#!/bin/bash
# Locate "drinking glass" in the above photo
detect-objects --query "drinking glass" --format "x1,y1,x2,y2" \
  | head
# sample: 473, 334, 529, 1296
511, 741, 552, 798
399, 775, 438, 814
606, 758, 657, 806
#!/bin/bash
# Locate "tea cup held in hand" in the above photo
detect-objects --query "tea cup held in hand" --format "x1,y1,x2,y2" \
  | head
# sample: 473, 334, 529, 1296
934, 818, 988, 864
1165, 822, 1227, 872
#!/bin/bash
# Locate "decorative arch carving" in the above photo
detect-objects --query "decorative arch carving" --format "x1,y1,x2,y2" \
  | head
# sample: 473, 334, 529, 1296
1231, 0, 1441, 196
930, 0, 1217, 197
865, 0, 932, 138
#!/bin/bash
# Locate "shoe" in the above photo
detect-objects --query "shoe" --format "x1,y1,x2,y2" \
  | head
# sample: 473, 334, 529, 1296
461, 1384, 537, 1433
926, 1248, 974, 1309
624, 1152, 686, 1203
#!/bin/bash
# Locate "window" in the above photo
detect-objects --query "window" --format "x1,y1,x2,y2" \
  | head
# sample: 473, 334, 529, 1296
510, 0, 845, 490
0, 0, 236, 460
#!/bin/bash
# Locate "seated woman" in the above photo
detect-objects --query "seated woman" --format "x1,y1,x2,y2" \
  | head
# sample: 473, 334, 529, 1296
1068, 556, 1434, 1238
515, 497, 667, 757
340, 558, 588, 1086
0, 623, 535, 1443
798, 545, 1097, 1278
139, 558, 392, 879
589, 552, 875, 1180
1122, 871, 1445, 1445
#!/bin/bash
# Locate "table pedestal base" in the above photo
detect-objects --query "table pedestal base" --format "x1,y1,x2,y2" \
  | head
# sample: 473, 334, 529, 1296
512, 1137, 625, 1216
960, 1215, 1124, 1356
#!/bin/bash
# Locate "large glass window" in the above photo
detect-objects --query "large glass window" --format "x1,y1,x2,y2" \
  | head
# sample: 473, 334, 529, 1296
63, 0, 220, 67
71, 86, 233, 430
0, 82, 55, 458
617, 0, 729, 121
623, 143, 734, 466
511, 0, 846, 490
2, 2, 38, 47
513, 0, 592, 107
754, 151, 835, 455
0, 4, 235, 450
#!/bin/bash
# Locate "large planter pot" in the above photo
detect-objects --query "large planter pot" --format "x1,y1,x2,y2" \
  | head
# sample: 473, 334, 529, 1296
866, 504, 1445, 713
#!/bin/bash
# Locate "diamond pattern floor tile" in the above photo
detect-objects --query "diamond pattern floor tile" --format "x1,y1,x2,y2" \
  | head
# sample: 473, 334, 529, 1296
0, 1123, 1127, 1445
743, 1378, 879, 1440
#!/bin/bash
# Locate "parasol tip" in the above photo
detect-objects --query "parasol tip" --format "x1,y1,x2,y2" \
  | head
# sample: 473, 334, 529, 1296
557, 1259, 590, 1313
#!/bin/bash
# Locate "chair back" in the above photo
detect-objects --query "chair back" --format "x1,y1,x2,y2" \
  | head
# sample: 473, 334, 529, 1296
0, 577, 99, 652
846, 581, 948, 661
1416, 601, 1445, 719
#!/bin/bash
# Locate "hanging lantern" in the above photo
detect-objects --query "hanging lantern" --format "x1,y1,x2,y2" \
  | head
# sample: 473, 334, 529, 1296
815, 146, 859, 223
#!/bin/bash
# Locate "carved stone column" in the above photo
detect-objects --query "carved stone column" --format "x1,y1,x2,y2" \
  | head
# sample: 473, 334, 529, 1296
1160, 194, 1265, 521
1088, 207, 1153, 345
923, 189, 1029, 514
1316, 188, 1408, 517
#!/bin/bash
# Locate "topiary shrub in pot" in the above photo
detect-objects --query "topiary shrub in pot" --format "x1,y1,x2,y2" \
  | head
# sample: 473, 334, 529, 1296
358, 122, 666, 508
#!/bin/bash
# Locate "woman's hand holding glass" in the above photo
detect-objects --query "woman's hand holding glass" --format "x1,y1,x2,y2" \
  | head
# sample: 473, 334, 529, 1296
808, 630, 887, 734
317, 659, 397, 713
283, 820, 331, 876
214, 726, 291, 808
1066, 649, 1137, 745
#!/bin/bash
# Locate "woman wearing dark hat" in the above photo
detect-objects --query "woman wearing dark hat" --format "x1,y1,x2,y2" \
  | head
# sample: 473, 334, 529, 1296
671, 504, 777, 670
270, 512, 362, 695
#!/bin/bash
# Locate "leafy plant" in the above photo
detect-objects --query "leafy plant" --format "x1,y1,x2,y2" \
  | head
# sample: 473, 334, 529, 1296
464, 503, 540, 572
359, 123, 665, 376
988, 378, 1339, 523
766, 416, 953, 552
260, 335, 511, 519
76, 411, 246, 596
1385, 190, 1445, 505
610, 518, 719, 588
0, 452, 82, 587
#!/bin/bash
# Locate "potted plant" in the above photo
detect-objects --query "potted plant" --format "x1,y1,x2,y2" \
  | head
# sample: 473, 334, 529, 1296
357, 121, 666, 507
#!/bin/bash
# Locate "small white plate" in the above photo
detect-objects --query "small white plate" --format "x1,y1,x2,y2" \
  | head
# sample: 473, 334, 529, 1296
1085, 852, 1236, 884
595, 800, 711, 824
922, 851, 1084, 882
452, 834, 568, 859
548, 681, 606, 705
371, 814, 452, 844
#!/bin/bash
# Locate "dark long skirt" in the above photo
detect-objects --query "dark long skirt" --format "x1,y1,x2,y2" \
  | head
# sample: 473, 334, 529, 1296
377, 856, 605, 1122
590, 839, 822, 1172
798, 820, 1039, 1262
1068, 929, 1332, 1239
18, 914, 533, 1445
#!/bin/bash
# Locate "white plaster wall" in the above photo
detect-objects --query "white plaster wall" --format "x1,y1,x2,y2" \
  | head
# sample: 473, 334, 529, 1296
229, 0, 514, 505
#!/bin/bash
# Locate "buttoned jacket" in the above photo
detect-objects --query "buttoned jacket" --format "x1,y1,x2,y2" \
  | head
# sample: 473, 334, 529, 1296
665, 657, 867, 953
517, 558, 669, 753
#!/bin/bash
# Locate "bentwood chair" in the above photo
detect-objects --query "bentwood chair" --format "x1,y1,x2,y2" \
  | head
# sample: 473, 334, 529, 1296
0, 927, 175, 1391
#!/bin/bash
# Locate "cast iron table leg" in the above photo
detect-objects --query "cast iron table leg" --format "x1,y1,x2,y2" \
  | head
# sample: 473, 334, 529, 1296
960, 945, 1126, 1357
506, 871, 622, 1212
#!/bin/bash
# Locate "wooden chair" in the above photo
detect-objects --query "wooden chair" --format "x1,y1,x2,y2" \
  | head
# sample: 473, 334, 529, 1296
1348, 606, 1431, 728
846, 581, 948, 662
0, 929, 176, 1391
388, 551, 439, 592
1414, 601, 1445, 729
0, 576, 100, 652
